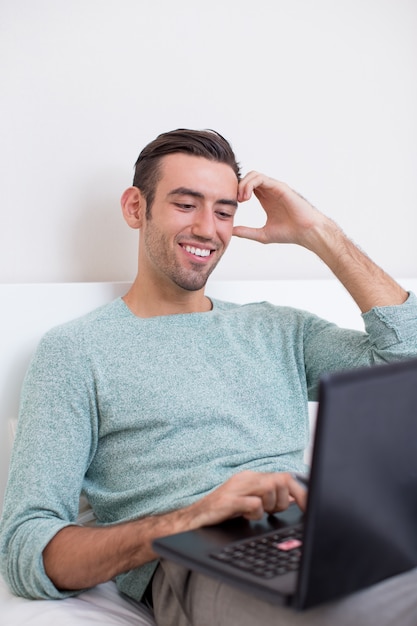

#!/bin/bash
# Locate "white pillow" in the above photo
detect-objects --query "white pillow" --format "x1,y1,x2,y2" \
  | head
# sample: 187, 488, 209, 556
0, 573, 156, 626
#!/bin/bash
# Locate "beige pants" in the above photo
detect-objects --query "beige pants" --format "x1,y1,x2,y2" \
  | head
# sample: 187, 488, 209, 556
152, 559, 417, 626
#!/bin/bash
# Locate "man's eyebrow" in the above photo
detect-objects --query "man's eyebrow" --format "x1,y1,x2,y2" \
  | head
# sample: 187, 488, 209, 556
168, 187, 204, 200
168, 187, 238, 208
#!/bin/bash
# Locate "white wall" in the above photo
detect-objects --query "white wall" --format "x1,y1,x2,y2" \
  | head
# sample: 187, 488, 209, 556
1, 0, 416, 284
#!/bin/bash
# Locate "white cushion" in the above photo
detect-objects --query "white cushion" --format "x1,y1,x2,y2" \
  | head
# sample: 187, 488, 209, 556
0, 573, 156, 626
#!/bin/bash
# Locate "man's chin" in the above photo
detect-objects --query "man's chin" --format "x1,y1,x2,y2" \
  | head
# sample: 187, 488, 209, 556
172, 268, 214, 292
173, 277, 209, 292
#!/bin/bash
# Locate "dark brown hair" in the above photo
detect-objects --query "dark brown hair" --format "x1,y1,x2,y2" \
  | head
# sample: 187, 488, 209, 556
133, 129, 241, 217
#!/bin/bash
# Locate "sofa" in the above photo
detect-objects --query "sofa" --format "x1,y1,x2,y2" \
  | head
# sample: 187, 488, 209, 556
2, 278, 414, 625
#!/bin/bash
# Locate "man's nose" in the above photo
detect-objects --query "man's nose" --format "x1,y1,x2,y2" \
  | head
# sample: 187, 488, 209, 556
191, 208, 216, 239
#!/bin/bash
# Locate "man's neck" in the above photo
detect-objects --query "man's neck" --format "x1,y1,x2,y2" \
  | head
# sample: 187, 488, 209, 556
122, 276, 212, 318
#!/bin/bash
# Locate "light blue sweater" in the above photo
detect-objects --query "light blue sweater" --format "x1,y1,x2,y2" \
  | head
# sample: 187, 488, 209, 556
1, 295, 417, 601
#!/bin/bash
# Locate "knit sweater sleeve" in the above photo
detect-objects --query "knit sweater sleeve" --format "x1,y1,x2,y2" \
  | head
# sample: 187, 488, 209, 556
304, 292, 417, 400
0, 325, 98, 599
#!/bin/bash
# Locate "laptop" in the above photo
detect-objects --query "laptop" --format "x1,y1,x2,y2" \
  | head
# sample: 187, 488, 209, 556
153, 358, 417, 610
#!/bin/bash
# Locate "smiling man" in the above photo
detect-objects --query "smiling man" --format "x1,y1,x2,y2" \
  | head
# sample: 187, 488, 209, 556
121, 151, 239, 314
1, 129, 417, 626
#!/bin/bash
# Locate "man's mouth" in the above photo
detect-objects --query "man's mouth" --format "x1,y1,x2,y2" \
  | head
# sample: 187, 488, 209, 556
181, 244, 214, 259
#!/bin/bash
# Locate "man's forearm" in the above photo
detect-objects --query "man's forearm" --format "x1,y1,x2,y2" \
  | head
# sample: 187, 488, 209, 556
42, 507, 194, 591
305, 217, 408, 313
235, 173, 408, 313
42, 470, 307, 592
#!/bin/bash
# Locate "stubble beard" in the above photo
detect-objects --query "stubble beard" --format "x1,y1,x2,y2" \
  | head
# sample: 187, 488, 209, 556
144, 222, 223, 292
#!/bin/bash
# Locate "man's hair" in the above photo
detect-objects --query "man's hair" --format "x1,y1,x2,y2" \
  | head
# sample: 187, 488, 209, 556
133, 129, 241, 217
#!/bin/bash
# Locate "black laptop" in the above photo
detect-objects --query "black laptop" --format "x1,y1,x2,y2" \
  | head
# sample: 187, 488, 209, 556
153, 358, 417, 610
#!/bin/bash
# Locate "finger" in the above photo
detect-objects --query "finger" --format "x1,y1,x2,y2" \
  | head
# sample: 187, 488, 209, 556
232, 225, 267, 243
265, 481, 291, 512
251, 473, 291, 513
261, 489, 278, 513
287, 474, 308, 512
237, 171, 266, 202
238, 172, 286, 204
240, 496, 265, 521
260, 473, 306, 513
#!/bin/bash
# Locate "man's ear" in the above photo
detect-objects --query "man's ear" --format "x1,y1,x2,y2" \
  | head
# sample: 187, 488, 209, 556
121, 186, 146, 229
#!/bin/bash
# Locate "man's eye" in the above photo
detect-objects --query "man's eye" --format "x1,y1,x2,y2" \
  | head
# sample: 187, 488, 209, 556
216, 211, 234, 219
175, 203, 194, 210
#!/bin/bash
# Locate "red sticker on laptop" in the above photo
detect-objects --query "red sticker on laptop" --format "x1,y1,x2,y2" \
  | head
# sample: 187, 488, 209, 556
275, 538, 302, 551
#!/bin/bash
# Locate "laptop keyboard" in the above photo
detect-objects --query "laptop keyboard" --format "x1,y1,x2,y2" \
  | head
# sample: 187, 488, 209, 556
210, 525, 303, 579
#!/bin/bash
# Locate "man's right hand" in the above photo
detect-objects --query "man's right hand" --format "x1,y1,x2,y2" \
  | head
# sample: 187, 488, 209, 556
43, 470, 306, 592
188, 470, 307, 527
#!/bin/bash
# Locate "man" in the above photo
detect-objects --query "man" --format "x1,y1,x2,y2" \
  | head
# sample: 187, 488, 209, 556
1, 129, 417, 626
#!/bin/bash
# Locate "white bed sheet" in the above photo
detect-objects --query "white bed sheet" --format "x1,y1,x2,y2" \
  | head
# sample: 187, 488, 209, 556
0, 573, 156, 626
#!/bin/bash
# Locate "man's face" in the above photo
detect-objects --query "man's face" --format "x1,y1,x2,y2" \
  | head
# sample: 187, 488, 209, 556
140, 153, 238, 292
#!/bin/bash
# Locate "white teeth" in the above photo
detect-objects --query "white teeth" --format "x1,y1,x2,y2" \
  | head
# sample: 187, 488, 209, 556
184, 245, 211, 257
